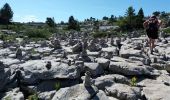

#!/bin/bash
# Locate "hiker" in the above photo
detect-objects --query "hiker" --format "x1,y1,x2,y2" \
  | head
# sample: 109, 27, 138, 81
143, 15, 162, 54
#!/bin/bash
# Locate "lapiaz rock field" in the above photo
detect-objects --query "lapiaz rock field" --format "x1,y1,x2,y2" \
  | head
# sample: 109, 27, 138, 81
0, 30, 170, 100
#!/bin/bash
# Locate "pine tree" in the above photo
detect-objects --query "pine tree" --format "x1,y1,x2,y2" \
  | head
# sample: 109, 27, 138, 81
153, 11, 160, 17
68, 16, 80, 31
136, 8, 144, 29
125, 6, 136, 30
0, 3, 13, 26
46, 17, 56, 27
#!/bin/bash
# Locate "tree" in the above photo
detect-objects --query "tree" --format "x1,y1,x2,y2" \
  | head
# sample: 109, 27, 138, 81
60, 21, 65, 25
90, 17, 95, 22
117, 17, 128, 31
109, 15, 117, 24
102, 16, 109, 20
125, 6, 136, 31
0, 3, 13, 26
45, 17, 56, 27
138, 8, 144, 18
68, 16, 80, 31
136, 8, 144, 29
110, 15, 117, 22
153, 11, 160, 17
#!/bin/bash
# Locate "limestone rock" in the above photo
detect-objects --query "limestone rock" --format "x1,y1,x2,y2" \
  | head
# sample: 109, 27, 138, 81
138, 79, 170, 100
84, 62, 104, 77
72, 41, 82, 53
92, 90, 109, 100
109, 60, 160, 76
20, 60, 80, 84
2, 88, 24, 100
93, 74, 129, 90
38, 90, 56, 100
96, 58, 110, 69
105, 83, 141, 100
52, 84, 98, 100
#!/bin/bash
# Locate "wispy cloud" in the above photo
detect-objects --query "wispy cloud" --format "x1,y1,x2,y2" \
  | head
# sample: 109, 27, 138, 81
14, 15, 39, 22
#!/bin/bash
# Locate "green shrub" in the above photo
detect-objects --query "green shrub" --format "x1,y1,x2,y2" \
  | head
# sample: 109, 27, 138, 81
25, 28, 52, 39
4, 96, 11, 100
31, 49, 37, 54
163, 27, 170, 34
0, 33, 16, 41
92, 32, 108, 38
130, 76, 137, 87
28, 93, 38, 100
55, 82, 61, 91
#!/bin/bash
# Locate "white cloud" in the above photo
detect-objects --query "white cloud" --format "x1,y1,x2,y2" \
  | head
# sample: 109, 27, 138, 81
14, 15, 39, 22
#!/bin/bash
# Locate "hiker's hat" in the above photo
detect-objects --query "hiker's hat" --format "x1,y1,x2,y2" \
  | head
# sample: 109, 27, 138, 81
150, 15, 157, 20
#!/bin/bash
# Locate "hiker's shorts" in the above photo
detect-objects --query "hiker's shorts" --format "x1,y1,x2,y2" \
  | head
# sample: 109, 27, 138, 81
146, 29, 158, 39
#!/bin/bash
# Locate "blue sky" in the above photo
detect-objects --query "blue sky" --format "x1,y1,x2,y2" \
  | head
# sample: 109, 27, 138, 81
0, 0, 169, 23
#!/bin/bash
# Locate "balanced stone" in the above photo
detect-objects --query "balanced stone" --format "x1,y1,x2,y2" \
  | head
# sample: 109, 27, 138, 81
16, 47, 22, 60
53, 39, 61, 49
83, 71, 92, 87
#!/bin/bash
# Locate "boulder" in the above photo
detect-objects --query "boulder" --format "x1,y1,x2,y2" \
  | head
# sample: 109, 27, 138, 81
84, 63, 104, 77
105, 83, 141, 100
88, 42, 101, 52
29, 53, 41, 60
92, 90, 109, 100
87, 51, 100, 58
109, 60, 160, 76
0, 67, 15, 92
101, 47, 118, 59
19, 60, 80, 84
156, 74, 170, 86
93, 74, 129, 90
53, 39, 62, 49
40, 41, 48, 47
52, 84, 98, 100
0, 48, 12, 57
138, 79, 170, 100
99, 38, 108, 48
72, 41, 82, 53
0, 58, 21, 67
120, 48, 143, 58
38, 90, 56, 100
2, 88, 24, 100
79, 50, 91, 62
164, 61, 170, 72
108, 96, 119, 100
96, 58, 110, 69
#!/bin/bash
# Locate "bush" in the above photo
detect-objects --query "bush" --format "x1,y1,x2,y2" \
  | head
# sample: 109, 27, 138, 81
4, 96, 11, 100
163, 27, 170, 34
130, 76, 137, 87
25, 28, 52, 39
28, 93, 38, 100
0, 33, 16, 41
92, 32, 108, 38
55, 82, 61, 91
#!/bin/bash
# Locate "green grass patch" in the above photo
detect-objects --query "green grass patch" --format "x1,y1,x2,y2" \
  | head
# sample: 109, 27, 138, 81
55, 82, 61, 91
28, 93, 38, 100
24, 28, 52, 39
130, 76, 137, 87
163, 27, 170, 34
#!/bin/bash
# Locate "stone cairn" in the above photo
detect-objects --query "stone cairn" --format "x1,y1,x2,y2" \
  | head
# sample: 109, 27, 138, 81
83, 71, 92, 87
53, 38, 62, 49
16, 47, 22, 60
46, 61, 52, 70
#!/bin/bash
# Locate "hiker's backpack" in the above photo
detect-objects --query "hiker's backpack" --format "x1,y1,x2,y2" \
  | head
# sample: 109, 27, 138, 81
147, 20, 158, 32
